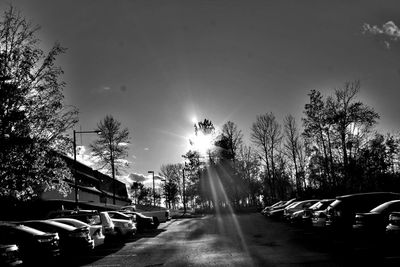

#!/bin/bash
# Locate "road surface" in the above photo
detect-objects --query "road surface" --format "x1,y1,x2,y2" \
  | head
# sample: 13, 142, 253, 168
64, 212, 400, 267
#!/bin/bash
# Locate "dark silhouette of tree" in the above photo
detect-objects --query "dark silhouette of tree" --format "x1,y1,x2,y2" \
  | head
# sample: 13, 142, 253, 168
251, 112, 282, 199
237, 145, 262, 206
328, 81, 379, 182
303, 90, 334, 189
215, 121, 244, 207
283, 115, 303, 195
0, 6, 78, 201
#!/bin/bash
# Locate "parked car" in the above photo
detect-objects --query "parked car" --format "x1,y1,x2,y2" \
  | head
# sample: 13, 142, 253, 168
0, 222, 60, 265
283, 199, 320, 222
104, 211, 136, 237
50, 218, 105, 247
47, 209, 114, 239
98, 211, 117, 238
119, 210, 158, 232
265, 198, 297, 219
326, 192, 400, 231
385, 212, 400, 245
47, 209, 102, 226
20, 220, 94, 255
261, 201, 284, 216
300, 199, 335, 227
120, 205, 170, 224
353, 200, 400, 236
0, 244, 23, 267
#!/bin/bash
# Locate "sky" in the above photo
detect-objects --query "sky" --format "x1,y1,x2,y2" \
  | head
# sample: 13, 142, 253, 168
4, 0, 400, 188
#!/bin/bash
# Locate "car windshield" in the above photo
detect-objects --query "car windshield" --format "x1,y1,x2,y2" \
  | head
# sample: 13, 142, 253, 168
52, 218, 88, 228
329, 200, 341, 209
39, 220, 77, 231
286, 202, 300, 209
310, 200, 332, 211
370, 201, 398, 213
15, 224, 48, 235
87, 215, 102, 225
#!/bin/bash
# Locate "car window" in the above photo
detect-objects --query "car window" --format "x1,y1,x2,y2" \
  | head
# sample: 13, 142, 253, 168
371, 201, 394, 213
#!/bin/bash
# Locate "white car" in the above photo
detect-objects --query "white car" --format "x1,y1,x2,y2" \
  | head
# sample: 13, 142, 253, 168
50, 217, 105, 247
105, 211, 136, 237
99, 211, 117, 237
121, 205, 170, 223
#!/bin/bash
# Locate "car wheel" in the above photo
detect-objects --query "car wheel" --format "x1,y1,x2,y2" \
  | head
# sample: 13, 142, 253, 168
152, 217, 160, 229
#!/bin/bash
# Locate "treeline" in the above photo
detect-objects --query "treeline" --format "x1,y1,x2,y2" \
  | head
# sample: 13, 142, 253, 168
153, 81, 399, 209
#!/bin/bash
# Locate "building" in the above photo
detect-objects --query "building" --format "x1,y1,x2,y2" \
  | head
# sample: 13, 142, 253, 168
41, 155, 131, 211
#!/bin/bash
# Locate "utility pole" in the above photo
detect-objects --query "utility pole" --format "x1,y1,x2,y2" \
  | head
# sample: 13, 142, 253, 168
73, 130, 101, 208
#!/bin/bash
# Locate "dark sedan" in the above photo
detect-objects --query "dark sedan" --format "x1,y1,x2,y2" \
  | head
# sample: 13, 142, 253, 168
353, 199, 400, 235
20, 220, 94, 256
0, 244, 23, 267
0, 223, 60, 265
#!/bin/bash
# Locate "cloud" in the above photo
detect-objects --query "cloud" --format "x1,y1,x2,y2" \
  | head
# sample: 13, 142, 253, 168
154, 174, 165, 181
119, 142, 130, 147
128, 173, 147, 183
362, 21, 400, 48
76, 145, 99, 167
103, 86, 111, 91
144, 148, 149, 151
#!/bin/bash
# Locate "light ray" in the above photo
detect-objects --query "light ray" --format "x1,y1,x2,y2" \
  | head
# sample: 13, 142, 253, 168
205, 165, 252, 262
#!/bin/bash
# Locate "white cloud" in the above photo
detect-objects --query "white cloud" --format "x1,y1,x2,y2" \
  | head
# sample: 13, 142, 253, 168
103, 86, 111, 91
122, 173, 166, 189
144, 148, 149, 151
127, 173, 147, 183
119, 142, 130, 147
362, 21, 400, 48
76, 145, 99, 167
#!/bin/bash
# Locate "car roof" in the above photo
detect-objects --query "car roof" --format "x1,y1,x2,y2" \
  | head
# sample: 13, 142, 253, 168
22, 220, 77, 231
0, 222, 49, 236
336, 192, 400, 200
50, 218, 89, 227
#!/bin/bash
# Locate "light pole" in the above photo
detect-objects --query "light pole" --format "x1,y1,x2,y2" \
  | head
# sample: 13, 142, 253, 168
148, 171, 155, 206
73, 129, 101, 208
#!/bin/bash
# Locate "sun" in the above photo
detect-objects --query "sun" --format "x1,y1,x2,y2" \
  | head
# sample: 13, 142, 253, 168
189, 131, 215, 156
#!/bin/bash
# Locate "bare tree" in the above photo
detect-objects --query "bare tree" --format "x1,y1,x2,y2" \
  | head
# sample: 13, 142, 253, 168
283, 115, 302, 194
90, 115, 130, 204
329, 81, 379, 176
159, 163, 182, 209
219, 121, 243, 164
251, 112, 282, 199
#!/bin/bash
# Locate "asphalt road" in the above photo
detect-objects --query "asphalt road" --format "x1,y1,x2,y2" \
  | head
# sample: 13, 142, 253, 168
63, 212, 400, 267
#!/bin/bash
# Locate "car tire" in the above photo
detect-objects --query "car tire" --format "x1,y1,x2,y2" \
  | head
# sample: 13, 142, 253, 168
152, 217, 160, 229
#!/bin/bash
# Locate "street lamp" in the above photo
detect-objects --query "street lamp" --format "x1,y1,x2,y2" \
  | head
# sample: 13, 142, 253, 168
73, 129, 101, 208
148, 171, 155, 206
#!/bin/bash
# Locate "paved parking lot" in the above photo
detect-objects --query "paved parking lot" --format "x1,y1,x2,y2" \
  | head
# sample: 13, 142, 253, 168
60, 213, 400, 267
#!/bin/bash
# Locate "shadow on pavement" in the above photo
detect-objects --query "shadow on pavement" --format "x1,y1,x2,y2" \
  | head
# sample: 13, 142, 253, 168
58, 228, 167, 266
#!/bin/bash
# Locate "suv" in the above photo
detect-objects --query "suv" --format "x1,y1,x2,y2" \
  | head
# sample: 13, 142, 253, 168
326, 192, 400, 231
